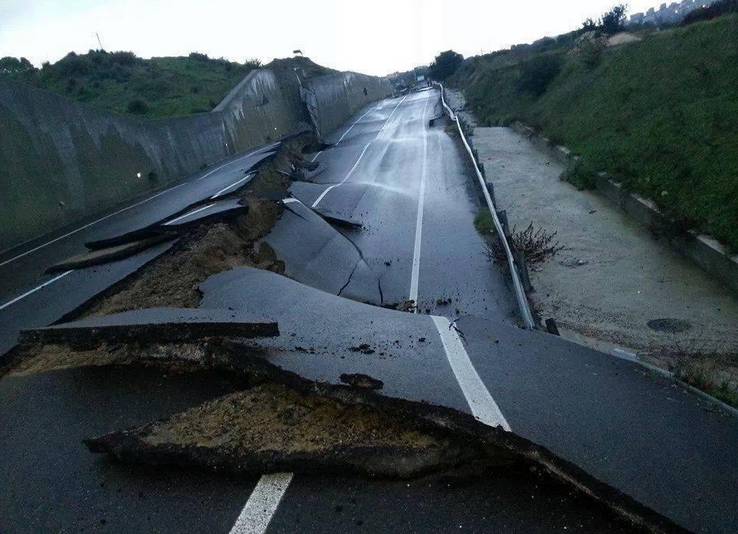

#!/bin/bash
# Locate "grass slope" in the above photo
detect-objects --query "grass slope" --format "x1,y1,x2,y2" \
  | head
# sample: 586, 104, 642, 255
3, 51, 260, 118
454, 15, 738, 250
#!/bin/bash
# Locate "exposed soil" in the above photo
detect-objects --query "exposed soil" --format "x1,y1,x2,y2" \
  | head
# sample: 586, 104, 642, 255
85, 380, 489, 478
82, 217, 278, 315
142, 383, 454, 457
9, 342, 209, 377
79, 139, 304, 317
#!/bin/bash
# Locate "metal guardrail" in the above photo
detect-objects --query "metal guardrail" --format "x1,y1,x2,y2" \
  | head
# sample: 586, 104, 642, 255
434, 82, 536, 329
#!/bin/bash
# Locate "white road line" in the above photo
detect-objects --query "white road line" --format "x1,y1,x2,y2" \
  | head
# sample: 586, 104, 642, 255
311, 143, 371, 208
0, 182, 187, 268
310, 105, 377, 163
196, 157, 241, 182
334, 106, 376, 146
409, 93, 431, 307
431, 315, 511, 431
0, 270, 73, 311
228, 473, 293, 534
411, 89, 509, 431
311, 95, 408, 209
163, 203, 215, 226
211, 173, 256, 199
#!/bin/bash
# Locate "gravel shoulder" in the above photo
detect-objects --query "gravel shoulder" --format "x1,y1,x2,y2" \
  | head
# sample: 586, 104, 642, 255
466, 119, 738, 398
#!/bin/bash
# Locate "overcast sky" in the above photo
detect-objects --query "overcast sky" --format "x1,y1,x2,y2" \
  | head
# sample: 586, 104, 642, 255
1, 0, 658, 75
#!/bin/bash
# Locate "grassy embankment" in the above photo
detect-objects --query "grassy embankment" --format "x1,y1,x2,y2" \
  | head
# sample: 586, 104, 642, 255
3, 51, 260, 118
453, 15, 738, 251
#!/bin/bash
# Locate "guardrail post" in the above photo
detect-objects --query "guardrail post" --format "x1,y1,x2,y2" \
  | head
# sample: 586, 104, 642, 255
545, 318, 560, 336
497, 209, 510, 239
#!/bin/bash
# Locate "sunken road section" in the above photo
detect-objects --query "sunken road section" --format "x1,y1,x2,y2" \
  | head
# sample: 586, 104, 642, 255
9, 335, 688, 534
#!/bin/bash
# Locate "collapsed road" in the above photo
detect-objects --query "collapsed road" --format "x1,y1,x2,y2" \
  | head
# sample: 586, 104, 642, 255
1, 88, 737, 533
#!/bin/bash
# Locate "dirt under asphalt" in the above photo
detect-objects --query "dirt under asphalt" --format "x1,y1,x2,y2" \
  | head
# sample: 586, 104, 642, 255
79, 139, 299, 317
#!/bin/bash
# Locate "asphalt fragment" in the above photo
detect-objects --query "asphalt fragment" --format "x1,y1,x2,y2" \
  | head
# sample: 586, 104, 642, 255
340, 373, 384, 390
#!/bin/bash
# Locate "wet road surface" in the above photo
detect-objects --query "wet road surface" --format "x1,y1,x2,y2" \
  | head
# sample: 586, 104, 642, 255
1, 89, 737, 533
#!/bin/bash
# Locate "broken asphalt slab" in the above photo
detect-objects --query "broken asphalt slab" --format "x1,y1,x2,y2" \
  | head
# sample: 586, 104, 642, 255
85, 146, 278, 250
196, 266, 736, 533
73, 342, 685, 533
19, 307, 278, 346
0, 353, 675, 534
0, 240, 176, 362
86, 195, 249, 251
161, 197, 247, 228
10, 322, 685, 533
198, 266, 469, 411
311, 206, 364, 229
48, 197, 247, 274
290, 181, 374, 220
0, 365, 261, 533
46, 234, 177, 273
456, 315, 738, 534
265, 198, 382, 305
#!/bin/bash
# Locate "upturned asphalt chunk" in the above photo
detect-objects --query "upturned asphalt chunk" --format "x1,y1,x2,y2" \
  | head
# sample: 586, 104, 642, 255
19, 307, 278, 346
265, 199, 382, 305
46, 234, 177, 273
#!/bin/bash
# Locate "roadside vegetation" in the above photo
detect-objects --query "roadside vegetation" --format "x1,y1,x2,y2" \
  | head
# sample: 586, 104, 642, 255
449, 9, 738, 251
660, 344, 738, 408
428, 50, 464, 81
473, 210, 494, 237
0, 50, 261, 118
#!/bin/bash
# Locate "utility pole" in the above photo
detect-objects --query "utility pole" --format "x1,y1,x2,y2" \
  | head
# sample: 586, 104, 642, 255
96, 33, 104, 51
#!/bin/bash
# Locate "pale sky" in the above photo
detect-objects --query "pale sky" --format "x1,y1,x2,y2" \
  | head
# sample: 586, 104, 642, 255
1, 0, 658, 75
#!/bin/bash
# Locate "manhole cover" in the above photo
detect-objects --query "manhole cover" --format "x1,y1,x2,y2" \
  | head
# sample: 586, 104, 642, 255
647, 318, 692, 333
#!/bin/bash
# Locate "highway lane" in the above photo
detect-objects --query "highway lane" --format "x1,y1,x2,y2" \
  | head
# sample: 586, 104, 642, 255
0, 366, 260, 533
2, 89, 737, 533
293, 88, 517, 320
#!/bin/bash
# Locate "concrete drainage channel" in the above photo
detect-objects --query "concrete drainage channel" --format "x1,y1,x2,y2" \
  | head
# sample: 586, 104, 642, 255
1, 97, 693, 532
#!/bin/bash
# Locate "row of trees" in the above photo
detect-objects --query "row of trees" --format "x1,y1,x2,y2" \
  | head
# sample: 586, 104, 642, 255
425, 5, 628, 83
582, 4, 628, 35
0, 56, 34, 75
428, 50, 464, 81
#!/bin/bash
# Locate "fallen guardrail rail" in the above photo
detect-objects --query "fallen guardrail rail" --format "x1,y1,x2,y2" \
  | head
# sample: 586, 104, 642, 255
434, 82, 535, 329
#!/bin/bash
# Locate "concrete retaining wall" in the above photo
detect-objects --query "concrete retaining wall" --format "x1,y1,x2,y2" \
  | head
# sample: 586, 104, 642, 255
510, 121, 738, 294
304, 72, 393, 140
0, 65, 390, 252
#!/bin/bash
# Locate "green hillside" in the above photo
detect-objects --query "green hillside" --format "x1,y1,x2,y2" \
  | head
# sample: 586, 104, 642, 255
1, 50, 260, 118
452, 14, 738, 250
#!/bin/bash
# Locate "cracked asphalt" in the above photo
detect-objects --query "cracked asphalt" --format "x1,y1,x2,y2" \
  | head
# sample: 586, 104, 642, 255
1, 88, 737, 533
